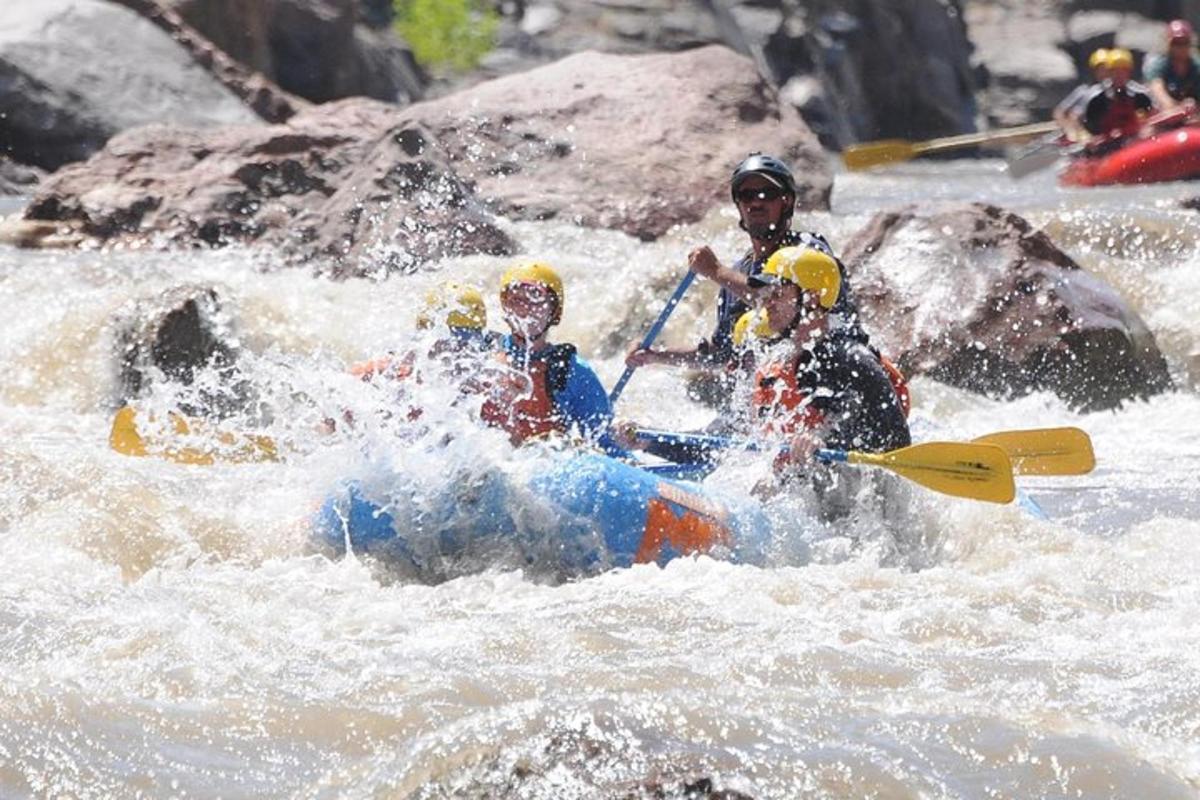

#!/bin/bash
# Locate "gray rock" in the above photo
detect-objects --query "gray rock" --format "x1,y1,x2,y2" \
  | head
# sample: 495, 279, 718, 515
842, 203, 1173, 411
165, 0, 425, 105
113, 285, 253, 417
14, 46, 827, 276
966, 1, 1078, 127
0, 0, 258, 170
0, 158, 44, 197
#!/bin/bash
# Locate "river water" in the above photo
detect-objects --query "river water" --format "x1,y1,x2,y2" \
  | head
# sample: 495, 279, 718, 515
2, 161, 1199, 798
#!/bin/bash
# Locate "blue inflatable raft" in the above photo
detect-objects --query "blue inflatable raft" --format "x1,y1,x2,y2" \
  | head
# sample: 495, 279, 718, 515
314, 451, 773, 574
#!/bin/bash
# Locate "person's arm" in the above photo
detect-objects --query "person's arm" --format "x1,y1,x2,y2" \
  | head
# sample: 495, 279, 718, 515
625, 341, 723, 370
688, 245, 753, 301
1149, 77, 1179, 110
553, 355, 630, 456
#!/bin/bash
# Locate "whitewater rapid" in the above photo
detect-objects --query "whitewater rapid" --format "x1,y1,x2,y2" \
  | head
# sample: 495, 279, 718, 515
2, 161, 1199, 797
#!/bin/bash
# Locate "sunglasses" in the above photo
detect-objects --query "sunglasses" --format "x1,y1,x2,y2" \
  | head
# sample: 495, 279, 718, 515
734, 185, 786, 203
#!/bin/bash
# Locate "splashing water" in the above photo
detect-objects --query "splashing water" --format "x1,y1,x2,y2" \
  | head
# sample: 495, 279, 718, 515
2, 160, 1199, 797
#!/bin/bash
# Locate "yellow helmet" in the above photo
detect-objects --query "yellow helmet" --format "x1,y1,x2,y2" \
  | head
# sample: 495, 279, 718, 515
732, 309, 774, 347
1088, 48, 1110, 70
416, 281, 487, 331
1105, 48, 1134, 71
751, 247, 841, 310
499, 261, 564, 324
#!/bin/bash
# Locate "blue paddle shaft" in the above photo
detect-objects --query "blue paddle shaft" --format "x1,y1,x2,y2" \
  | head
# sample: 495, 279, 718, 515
634, 428, 848, 464
608, 271, 697, 405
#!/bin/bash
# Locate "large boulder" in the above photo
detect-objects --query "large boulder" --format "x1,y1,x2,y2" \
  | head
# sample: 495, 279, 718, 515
0, 0, 259, 171
113, 286, 252, 417
15, 46, 828, 275
966, 1, 1078, 127
165, 0, 425, 104
841, 203, 1173, 411
767, 0, 980, 146
477, 1, 980, 146
0, 158, 43, 197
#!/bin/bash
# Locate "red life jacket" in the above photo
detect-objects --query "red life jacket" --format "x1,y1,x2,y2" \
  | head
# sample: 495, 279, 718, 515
1097, 93, 1144, 137
479, 345, 574, 445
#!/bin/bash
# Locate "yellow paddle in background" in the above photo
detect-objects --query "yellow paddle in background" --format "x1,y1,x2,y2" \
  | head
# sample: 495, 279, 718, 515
636, 426, 1094, 480
819, 441, 1016, 504
110, 405, 278, 465
843, 121, 1061, 171
974, 427, 1095, 476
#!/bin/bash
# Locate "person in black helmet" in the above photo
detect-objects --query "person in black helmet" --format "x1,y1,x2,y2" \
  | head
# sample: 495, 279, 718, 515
626, 153, 867, 384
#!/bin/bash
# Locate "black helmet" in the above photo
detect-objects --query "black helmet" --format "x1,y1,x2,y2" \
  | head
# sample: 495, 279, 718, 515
730, 153, 796, 200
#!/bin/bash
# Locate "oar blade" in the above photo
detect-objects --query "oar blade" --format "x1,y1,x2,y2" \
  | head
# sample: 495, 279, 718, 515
110, 407, 277, 465
852, 441, 1015, 504
974, 427, 1095, 476
842, 140, 917, 171
110, 405, 148, 457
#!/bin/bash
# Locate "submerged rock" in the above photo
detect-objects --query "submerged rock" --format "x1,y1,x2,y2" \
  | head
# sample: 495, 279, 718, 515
0, 0, 259, 171
113, 285, 253, 417
842, 203, 1173, 411
16, 46, 826, 275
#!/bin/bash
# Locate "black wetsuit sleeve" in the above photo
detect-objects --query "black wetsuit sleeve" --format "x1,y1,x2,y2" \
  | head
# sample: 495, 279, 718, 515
806, 340, 911, 454
1082, 89, 1107, 135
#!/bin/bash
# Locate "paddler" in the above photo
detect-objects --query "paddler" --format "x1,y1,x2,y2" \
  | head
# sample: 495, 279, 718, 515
736, 247, 910, 517
1144, 19, 1200, 111
624, 154, 868, 418
476, 261, 627, 455
1054, 48, 1111, 141
350, 280, 498, 383
329, 281, 498, 432
1081, 49, 1155, 144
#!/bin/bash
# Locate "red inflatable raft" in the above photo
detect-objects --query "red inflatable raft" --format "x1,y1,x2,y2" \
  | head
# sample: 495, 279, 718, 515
1060, 125, 1200, 187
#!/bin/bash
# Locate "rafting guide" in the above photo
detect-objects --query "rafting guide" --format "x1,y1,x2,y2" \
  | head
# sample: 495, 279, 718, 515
625, 154, 866, 387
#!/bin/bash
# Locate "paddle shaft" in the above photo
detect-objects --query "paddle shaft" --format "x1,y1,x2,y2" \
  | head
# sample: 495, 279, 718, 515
635, 426, 1093, 477
844, 122, 1061, 170
608, 270, 697, 406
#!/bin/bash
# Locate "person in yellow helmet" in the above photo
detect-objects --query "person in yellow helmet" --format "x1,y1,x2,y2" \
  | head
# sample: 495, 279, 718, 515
326, 280, 499, 434
476, 262, 627, 455
1054, 48, 1112, 140
741, 247, 910, 501
1081, 48, 1154, 141
350, 280, 498, 382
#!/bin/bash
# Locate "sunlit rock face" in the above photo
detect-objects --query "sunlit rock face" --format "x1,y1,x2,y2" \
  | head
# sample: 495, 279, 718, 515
15, 46, 827, 276
0, 0, 258, 171
842, 203, 1173, 411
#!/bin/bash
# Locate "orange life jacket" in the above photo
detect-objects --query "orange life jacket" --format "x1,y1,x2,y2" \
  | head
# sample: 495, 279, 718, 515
752, 351, 910, 435
479, 346, 572, 444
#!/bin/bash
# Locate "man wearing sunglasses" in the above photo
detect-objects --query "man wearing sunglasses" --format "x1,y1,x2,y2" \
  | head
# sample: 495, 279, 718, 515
625, 153, 866, 404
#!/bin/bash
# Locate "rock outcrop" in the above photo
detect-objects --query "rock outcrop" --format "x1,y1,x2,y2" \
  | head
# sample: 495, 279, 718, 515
165, 0, 425, 105
16, 46, 828, 275
0, 0, 259, 171
842, 203, 1173, 411
113, 286, 252, 417
475, 0, 980, 147
0, 159, 44, 197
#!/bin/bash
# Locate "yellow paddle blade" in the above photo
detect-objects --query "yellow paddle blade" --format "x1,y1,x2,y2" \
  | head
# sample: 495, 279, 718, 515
109, 406, 278, 465
848, 441, 1015, 504
110, 405, 148, 457
842, 140, 918, 171
974, 427, 1095, 476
